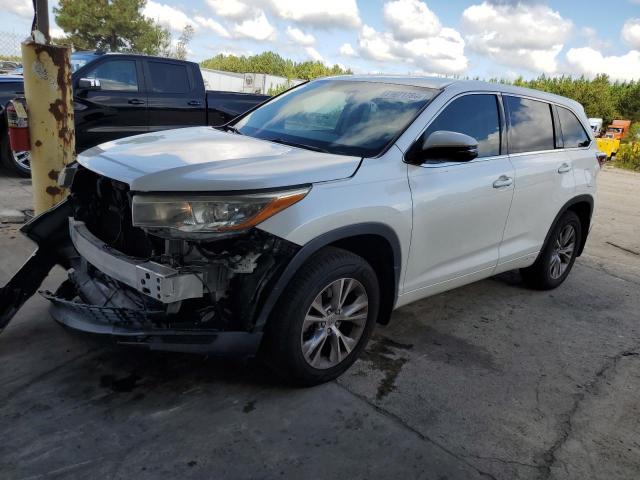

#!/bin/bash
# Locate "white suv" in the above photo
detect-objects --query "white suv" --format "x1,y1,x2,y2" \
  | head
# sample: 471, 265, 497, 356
0, 76, 600, 385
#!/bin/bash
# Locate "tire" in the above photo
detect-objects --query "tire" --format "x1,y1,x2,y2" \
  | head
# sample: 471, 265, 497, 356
520, 210, 582, 290
1, 134, 31, 177
261, 246, 380, 386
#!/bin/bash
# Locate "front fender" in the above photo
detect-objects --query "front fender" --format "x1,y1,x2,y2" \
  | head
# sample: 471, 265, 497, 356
253, 222, 403, 332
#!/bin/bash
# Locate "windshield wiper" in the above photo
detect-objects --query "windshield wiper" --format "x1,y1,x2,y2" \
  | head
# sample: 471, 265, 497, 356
269, 138, 330, 153
224, 125, 243, 135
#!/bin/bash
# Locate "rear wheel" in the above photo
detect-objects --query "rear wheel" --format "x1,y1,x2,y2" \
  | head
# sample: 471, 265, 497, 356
1, 134, 30, 177
262, 247, 379, 386
521, 211, 581, 290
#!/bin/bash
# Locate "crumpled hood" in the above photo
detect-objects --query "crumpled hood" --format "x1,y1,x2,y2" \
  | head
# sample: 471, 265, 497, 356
77, 127, 362, 192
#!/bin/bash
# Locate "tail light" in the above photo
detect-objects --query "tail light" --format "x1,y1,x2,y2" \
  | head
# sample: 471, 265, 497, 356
596, 151, 607, 168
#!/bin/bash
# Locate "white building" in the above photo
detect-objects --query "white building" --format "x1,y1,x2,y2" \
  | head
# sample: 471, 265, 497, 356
200, 68, 304, 94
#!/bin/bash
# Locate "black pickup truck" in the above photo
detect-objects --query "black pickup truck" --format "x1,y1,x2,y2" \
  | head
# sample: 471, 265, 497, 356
0, 52, 269, 176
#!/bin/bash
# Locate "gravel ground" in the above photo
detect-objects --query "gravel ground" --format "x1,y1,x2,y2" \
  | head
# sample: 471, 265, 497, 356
0, 166, 638, 480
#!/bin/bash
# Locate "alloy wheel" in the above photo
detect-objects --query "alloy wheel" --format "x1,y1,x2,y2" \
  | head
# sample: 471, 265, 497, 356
12, 150, 30, 171
300, 278, 368, 369
549, 224, 576, 279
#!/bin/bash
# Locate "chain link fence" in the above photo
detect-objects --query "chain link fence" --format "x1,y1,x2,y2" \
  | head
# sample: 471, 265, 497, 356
0, 31, 24, 60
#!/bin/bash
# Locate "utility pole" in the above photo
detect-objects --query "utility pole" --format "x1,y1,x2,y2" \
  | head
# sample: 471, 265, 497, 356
21, 0, 75, 214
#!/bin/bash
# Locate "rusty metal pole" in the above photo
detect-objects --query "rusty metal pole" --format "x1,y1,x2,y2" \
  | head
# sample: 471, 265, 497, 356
21, 1, 75, 214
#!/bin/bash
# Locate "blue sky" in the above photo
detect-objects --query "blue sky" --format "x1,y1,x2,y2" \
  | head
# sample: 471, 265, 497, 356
1, 0, 640, 80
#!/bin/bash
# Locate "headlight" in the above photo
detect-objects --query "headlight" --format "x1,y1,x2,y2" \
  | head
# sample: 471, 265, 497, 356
131, 188, 309, 235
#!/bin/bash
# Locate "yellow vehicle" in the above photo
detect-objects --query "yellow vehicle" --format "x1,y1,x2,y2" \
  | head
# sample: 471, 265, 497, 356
596, 136, 620, 159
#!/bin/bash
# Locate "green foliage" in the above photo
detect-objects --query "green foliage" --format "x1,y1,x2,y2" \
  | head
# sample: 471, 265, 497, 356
154, 25, 194, 60
614, 143, 640, 171
54, 0, 171, 55
200, 51, 351, 80
267, 83, 293, 96
0, 54, 21, 62
509, 74, 639, 125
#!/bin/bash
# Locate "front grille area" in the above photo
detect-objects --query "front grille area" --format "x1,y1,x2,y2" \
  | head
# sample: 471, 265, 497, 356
70, 166, 159, 258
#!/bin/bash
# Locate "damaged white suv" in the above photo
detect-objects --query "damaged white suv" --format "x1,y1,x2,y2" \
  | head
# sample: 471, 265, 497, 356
0, 77, 601, 385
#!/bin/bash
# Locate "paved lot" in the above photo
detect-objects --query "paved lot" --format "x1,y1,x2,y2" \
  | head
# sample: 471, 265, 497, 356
1, 167, 639, 480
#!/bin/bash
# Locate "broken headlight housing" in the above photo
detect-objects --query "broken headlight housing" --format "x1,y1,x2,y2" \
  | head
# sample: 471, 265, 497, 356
131, 188, 309, 237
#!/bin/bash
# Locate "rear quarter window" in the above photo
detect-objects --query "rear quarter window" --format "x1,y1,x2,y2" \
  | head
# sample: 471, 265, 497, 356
558, 107, 591, 148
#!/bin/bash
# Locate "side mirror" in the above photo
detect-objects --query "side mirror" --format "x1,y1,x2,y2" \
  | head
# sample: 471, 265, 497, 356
77, 78, 101, 90
408, 130, 479, 164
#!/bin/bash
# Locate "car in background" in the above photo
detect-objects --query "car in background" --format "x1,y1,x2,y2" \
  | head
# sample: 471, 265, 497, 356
1, 52, 270, 176
588, 117, 603, 137
0, 61, 20, 74
0, 75, 28, 173
605, 119, 631, 140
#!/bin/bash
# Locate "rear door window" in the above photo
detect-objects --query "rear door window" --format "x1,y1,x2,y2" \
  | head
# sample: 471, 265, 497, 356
558, 107, 591, 148
148, 62, 191, 94
505, 96, 555, 154
422, 94, 501, 158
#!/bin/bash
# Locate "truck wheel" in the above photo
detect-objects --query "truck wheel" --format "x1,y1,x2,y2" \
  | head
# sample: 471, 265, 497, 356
520, 211, 581, 290
1, 134, 31, 177
262, 247, 379, 386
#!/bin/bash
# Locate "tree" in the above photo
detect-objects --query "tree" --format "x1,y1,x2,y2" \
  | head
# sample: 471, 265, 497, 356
200, 51, 352, 80
160, 25, 194, 60
54, 0, 170, 55
173, 25, 194, 60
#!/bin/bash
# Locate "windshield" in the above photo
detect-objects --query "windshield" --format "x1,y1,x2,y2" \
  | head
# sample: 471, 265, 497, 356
233, 80, 438, 157
70, 53, 95, 72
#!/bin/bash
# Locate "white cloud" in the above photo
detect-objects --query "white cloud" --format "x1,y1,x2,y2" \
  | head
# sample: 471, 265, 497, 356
265, 0, 361, 29
233, 12, 276, 41
461, 1, 572, 73
348, 2, 468, 76
205, 0, 251, 20
565, 47, 640, 81
383, 0, 441, 41
401, 27, 468, 74
305, 47, 324, 62
207, 0, 361, 29
50, 26, 65, 38
286, 26, 315, 46
622, 18, 640, 49
194, 16, 230, 38
580, 25, 611, 51
358, 25, 397, 62
143, 1, 193, 32
0, 0, 32, 18
339, 43, 356, 56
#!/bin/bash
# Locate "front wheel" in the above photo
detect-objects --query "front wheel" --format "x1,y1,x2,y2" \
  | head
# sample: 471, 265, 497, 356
520, 210, 582, 290
262, 247, 379, 386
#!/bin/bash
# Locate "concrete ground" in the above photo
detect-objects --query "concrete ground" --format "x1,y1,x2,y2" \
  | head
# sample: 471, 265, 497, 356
1, 166, 639, 480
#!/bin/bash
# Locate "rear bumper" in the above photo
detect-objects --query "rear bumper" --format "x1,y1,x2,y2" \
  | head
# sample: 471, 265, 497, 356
43, 289, 263, 356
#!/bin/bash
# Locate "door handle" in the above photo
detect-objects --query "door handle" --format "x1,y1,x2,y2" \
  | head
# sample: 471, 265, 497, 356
558, 162, 572, 174
493, 175, 513, 188
188, 100, 202, 106
128, 99, 145, 105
